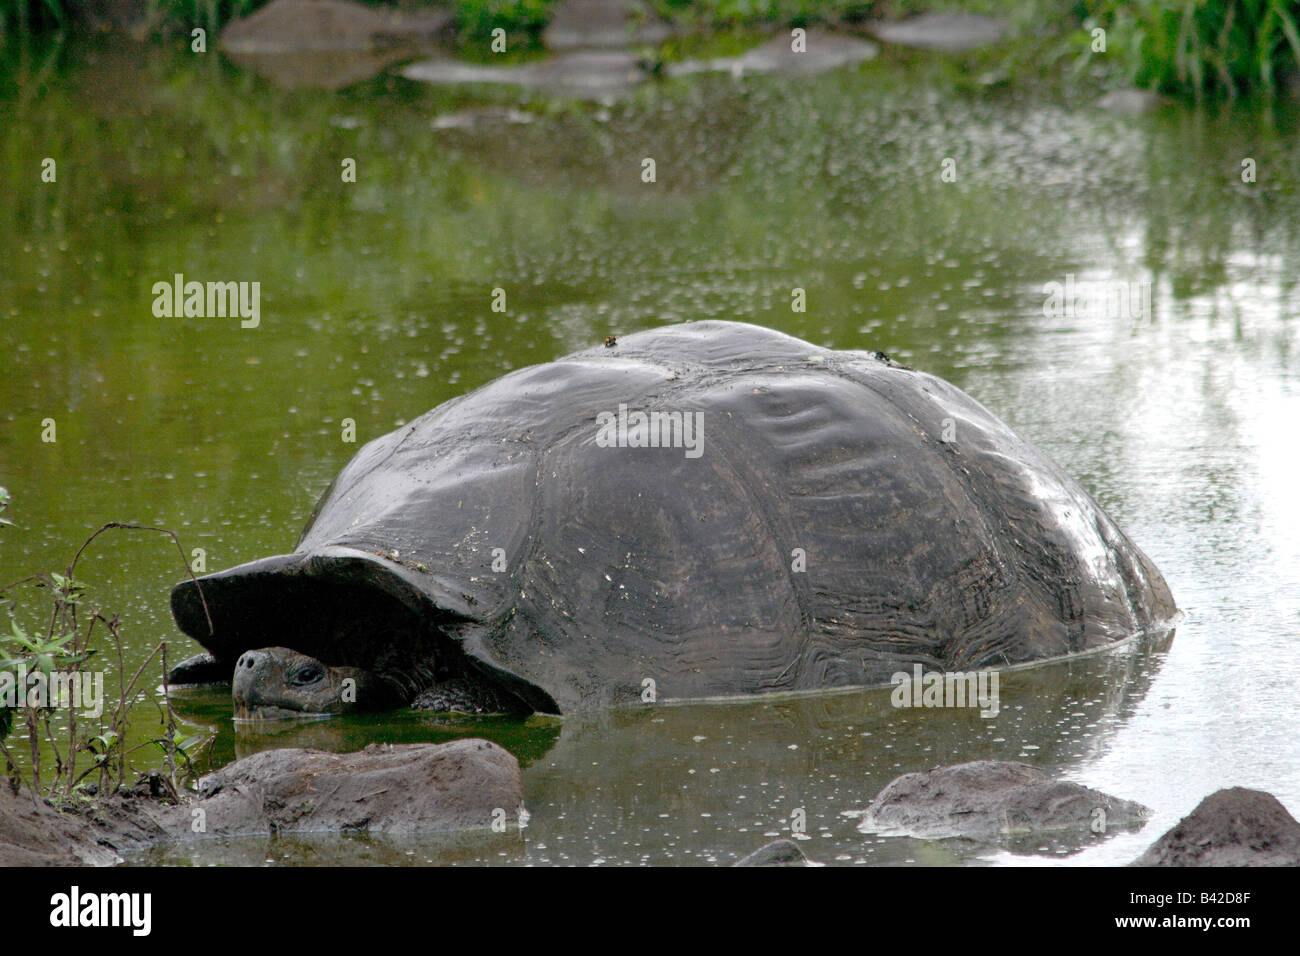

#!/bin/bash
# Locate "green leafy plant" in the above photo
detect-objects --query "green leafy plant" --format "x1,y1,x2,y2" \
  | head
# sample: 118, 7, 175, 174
451, 0, 554, 41
1081, 0, 1300, 97
0, 493, 215, 801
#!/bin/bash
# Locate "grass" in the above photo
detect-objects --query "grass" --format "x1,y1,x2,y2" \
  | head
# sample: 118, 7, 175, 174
454, 0, 553, 40
1079, 0, 1300, 96
0, 488, 214, 801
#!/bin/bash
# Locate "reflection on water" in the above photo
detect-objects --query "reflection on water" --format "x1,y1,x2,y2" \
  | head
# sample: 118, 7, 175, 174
2, 36, 1298, 866
148, 631, 1172, 865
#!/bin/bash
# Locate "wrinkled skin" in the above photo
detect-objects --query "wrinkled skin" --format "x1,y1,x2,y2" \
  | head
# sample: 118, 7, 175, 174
224, 646, 528, 719
168, 611, 531, 719
231, 647, 392, 719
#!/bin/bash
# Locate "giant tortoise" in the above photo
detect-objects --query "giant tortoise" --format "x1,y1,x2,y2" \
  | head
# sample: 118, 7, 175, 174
168, 320, 1176, 717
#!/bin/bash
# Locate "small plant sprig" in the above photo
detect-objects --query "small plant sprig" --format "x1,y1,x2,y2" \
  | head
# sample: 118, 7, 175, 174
0, 487, 215, 803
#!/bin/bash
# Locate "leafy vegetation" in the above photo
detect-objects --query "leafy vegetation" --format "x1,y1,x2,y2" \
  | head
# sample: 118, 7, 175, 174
1079, 0, 1300, 96
453, 0, 553, 40
0, 490, 213, 802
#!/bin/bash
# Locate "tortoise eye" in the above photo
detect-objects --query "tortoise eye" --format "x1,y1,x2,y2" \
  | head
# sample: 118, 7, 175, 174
288, 664, 324, 686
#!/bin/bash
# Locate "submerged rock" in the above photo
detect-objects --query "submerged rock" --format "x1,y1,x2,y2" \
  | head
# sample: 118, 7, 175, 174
221, 0, 452, 54
220, 0, 452, 90
859, 761, 1150, 843
864, 13, 1008, 53
190, 739, 523, 836
734, 838, 815, 866
667, 29, 878, 79
225, 49, 417, 90
1132, 788, 1300, 867
543, 0, 672, 51
403, 50, 647, 101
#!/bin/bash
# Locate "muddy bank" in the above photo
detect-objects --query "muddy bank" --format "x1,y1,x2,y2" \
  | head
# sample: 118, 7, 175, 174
1, 739, 523, 866
0, 784, 120, 867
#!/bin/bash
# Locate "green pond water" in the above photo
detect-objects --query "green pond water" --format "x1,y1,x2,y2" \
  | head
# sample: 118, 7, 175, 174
1, 36, 1298, 866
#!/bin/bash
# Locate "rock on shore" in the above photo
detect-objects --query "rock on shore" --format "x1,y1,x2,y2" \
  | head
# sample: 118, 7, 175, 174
0, 739, 523, 866
1132, 787, 1300, 866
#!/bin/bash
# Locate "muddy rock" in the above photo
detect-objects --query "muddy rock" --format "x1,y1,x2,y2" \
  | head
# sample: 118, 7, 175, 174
1132, 788, 1300, 866
864, 13, 1008, 53
734, 838, 815, 867
221, 0, 452, 54
191, 739, 523, 836
220, 0, 453, 90
3, 740, 523, 865
860, 761, 1150, 842
226, 49, 416, 90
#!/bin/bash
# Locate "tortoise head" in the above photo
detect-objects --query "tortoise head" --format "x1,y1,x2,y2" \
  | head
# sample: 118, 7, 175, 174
169, 551, 444, 720
231, 646, 398, 719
